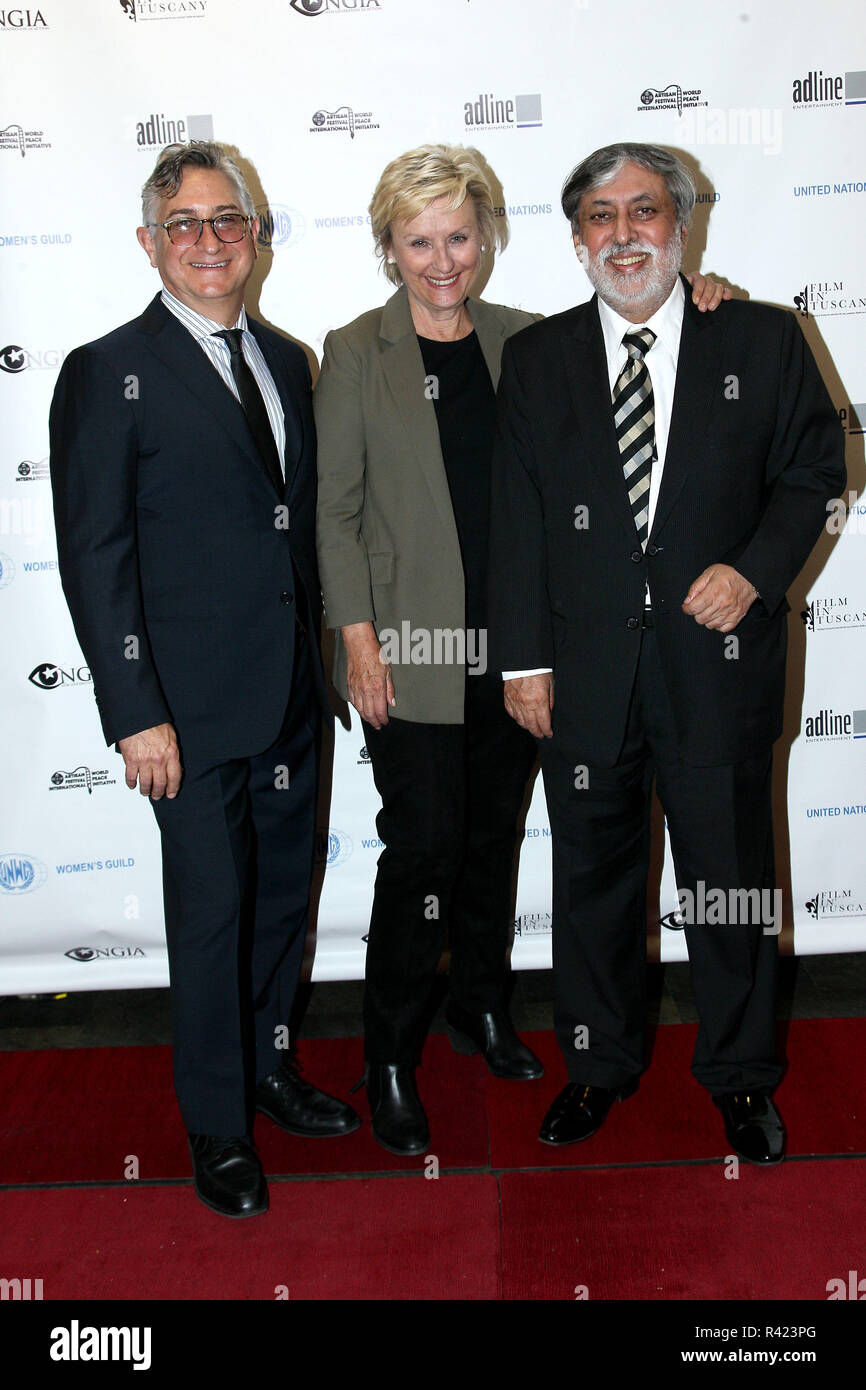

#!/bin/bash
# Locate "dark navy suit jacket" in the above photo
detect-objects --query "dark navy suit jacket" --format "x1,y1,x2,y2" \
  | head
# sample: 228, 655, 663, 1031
50, 294, 326, 771
489, 279, 846, 767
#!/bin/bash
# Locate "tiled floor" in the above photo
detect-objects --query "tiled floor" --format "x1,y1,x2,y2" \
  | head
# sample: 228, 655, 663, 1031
1, 954, 864, 1052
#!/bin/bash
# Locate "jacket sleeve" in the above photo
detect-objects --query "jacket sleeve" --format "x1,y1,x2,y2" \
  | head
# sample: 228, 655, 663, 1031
49, 345, 173, 746
313, 329, 376, 630
488, 337, 555, 675
736, 312, 847, 615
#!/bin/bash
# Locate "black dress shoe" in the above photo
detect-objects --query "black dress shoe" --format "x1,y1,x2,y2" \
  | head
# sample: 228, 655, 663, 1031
365, 1064, 430, 1156
188, 1134, 268, 1218
255, 1060, 361, 1138
539, 1078, 638, 1146
445, 1000, 544, 1080
714, 1091, 785, 1164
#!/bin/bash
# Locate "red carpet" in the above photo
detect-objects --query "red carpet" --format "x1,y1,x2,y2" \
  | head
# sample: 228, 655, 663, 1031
486, 1018, 866, 1168
0, 1176, 501, 1301
2, 1019, 862, 1184
499, 1161, 865, 1300
0, 1034, 490, 1184
2, 1020, 864, 1300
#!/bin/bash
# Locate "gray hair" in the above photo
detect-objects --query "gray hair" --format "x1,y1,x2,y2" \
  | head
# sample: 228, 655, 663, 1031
561, 143, 696, 234
141, 140, 255, 225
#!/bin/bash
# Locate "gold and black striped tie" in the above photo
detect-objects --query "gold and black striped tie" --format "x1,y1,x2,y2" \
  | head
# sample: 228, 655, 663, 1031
612, 327, 657, 549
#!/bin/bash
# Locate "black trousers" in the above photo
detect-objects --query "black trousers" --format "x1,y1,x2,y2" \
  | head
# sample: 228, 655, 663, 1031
541, 626, 783, 1096
361, 671, 537, 1063
152, 627, 319, 1137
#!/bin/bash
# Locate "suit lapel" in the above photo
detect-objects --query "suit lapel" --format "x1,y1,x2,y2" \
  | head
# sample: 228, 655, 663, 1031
378, 288, 457, 536
562, 298, 637, 534
136, 296, 282, 499
650, 280, 727, 540
247, 318, 306, 499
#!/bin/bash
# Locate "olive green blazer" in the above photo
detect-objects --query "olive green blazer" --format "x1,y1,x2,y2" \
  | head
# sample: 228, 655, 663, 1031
314, 284, 535, 723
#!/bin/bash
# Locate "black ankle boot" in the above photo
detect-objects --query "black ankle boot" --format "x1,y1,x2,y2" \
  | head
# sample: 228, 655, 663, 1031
365, 1063, 430, 1156
445, 999, 544, 1079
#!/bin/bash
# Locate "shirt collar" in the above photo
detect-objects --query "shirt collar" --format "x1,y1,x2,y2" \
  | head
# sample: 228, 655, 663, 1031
160, 287, 247, 342
596, 274, 684, 365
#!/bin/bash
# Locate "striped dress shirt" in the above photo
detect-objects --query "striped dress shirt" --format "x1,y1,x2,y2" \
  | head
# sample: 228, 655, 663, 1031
160, 288, 287, 480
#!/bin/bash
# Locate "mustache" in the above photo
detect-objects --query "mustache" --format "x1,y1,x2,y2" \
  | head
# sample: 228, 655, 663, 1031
597, 240, 658, 267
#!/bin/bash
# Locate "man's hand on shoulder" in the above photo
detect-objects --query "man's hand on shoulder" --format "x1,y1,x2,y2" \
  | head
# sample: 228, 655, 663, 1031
682, 565, 758, 632
118, 723, 182, 800
504, 674, 554, 739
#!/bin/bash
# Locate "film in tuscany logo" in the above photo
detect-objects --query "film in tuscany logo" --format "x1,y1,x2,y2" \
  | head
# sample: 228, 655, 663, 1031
463, 92, 542, 132
119, 0, 208, 21
792, 68, 866, 109
805, 889, 866, 920
794, 281, 866, 317
801, 595, 866, 632
310, 106, 379, 138
0, 122, 50, 156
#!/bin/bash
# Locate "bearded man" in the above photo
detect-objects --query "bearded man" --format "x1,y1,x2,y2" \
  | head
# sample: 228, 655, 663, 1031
488, 142, 845, 1162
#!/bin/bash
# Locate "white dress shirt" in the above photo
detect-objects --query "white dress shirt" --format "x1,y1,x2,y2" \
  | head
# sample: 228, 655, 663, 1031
503, 277, 685, 680
160, 288, 287, 480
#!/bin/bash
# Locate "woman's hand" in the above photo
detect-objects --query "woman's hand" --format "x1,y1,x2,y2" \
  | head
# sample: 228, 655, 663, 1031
342, 620, 395, 729
684, 272, 732, 312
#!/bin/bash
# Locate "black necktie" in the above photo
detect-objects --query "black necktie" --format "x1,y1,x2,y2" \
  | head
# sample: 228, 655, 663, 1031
214, 328, 284, 495
612, 327, 657, 549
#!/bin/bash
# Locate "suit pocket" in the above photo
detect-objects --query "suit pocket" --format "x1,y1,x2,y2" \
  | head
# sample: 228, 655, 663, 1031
369, 550, 394, 585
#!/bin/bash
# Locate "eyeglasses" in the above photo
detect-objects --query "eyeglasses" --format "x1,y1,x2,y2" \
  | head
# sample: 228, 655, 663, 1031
150, 214, 253, 247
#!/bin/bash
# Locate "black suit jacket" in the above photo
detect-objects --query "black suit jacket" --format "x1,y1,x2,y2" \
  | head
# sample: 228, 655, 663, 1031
50, 294, 326, 770
489, 279, 846, 767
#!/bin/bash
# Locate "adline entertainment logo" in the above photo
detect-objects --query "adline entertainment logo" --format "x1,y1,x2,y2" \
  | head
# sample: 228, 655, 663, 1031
0, 853, 47, 894
792, 68, 866, 108
463, 92, 542, 131
135, 111, 213, 148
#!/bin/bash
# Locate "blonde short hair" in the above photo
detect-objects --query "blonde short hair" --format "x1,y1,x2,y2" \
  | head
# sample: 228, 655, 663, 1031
369, 144, 503, 286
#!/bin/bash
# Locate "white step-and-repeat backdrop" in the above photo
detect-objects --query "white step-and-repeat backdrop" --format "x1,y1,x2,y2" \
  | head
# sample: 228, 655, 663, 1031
1, 0, 863, 991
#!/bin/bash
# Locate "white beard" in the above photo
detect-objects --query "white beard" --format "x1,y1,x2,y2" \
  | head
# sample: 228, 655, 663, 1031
583, 233, 683, 317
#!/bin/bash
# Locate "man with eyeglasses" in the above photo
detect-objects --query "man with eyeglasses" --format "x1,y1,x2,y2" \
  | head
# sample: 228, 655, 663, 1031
49, 141, 359, 1219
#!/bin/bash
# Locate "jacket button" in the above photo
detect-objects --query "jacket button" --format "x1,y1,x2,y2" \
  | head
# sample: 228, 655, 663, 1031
630, 549, 642, 563
627, 616, 640, 630
280, 591, 293, 605
647, 544, 662, 556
